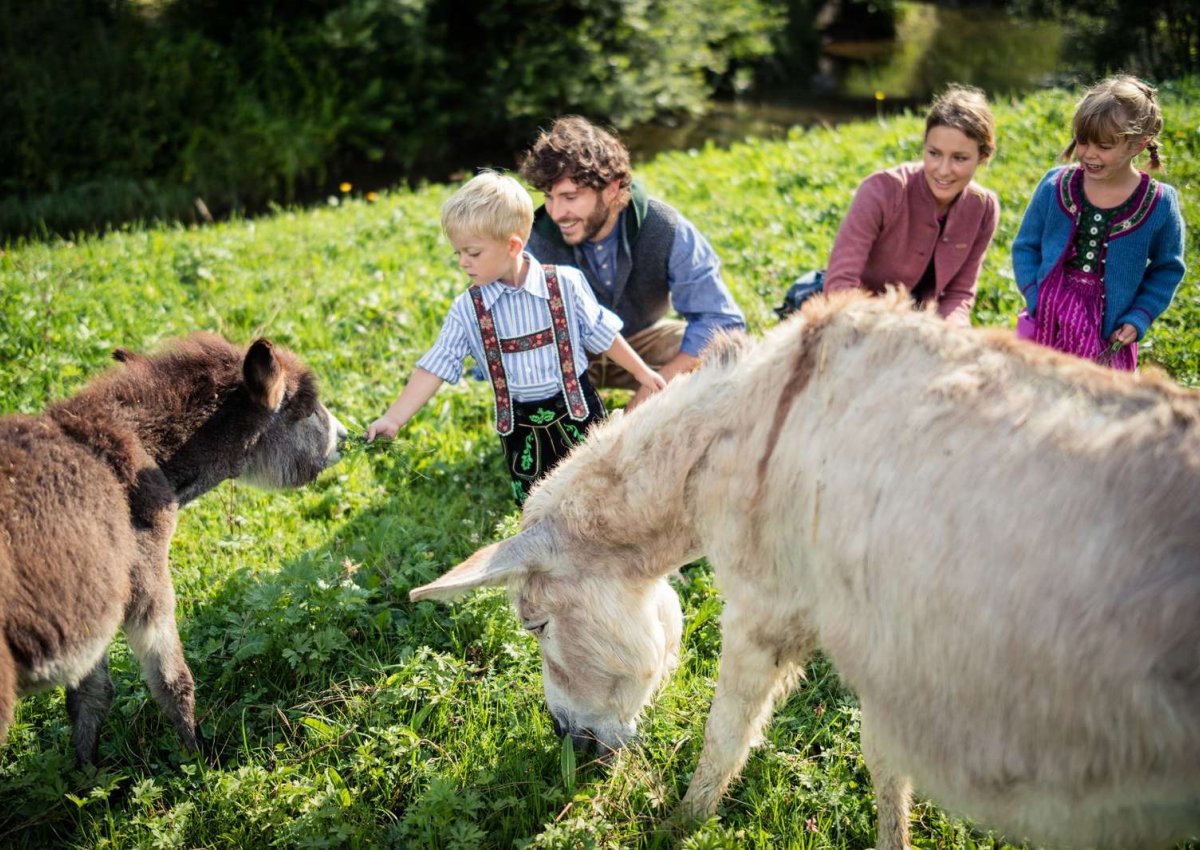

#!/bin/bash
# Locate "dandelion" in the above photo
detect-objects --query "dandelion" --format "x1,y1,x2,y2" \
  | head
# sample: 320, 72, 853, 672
875, 90, 886, 123
339, 181, 352, 193
874, 90, 885, 101
366, 191, 378, 203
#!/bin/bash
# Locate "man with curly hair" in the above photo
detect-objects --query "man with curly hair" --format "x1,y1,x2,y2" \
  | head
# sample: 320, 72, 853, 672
520, 116, 745, 408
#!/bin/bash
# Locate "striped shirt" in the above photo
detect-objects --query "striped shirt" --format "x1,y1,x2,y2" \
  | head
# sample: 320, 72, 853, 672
417, 255, 622, 402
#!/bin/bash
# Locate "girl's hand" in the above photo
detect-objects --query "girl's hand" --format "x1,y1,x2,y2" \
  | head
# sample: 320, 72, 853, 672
1108, 323, 1138, 347
365, 415, 400, 443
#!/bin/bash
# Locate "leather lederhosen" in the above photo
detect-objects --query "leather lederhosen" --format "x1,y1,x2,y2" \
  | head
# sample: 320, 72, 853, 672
468, 265, 605, 503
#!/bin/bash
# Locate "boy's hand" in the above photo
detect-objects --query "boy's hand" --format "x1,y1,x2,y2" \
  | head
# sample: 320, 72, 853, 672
643, 370, 667, 393
1108, 323, 1138, 347
365, 415, 401, 443
627, 370, 667, 411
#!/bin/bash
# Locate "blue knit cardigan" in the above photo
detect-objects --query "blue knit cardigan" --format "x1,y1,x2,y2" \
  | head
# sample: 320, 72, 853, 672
1012, 165, 1186, 340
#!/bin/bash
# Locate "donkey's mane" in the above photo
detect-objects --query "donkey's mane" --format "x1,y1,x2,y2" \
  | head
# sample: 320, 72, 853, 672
524, 320, 752, 543
47, 332, 318, 473
69, 332, 315, 414
527, 289, 1200, 543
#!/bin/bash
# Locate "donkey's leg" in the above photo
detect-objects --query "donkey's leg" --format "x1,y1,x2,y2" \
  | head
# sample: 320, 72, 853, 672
124, 527, 199, 754
124, 589, 199, 753
678, 619, 807, 819
0, 635, 15, 748
860, 703, 913, 850
66, 655, 116, 766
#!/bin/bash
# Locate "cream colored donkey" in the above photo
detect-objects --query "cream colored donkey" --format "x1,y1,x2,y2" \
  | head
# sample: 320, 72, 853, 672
413, 291, 1200, 849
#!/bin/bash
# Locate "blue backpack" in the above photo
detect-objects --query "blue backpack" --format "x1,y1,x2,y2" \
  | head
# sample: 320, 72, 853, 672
774, 269, 825, 320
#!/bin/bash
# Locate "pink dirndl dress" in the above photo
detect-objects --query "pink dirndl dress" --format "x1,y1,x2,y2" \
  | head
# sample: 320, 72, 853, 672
1023, 265, 1137, 370
1016, 168, 1148, 372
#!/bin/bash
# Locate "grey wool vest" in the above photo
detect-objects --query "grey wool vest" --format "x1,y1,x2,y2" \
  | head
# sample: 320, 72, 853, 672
529, 182, 679, 338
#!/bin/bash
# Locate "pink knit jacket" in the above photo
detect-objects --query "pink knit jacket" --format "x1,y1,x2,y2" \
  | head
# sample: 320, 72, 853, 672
825, 162, 999, 325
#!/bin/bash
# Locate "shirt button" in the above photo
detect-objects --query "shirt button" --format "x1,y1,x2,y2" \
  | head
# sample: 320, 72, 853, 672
600, 263, 608, 269
1094, 213, 1103, 221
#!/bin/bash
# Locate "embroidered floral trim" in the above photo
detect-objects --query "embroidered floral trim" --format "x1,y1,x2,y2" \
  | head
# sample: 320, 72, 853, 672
1059, 167, 1159, 242
1111, 175, 1159, 239
468, 286, 515, 434
543, 266, 589, 424
1057, 167, 1078, 220
501, 329, 554, 353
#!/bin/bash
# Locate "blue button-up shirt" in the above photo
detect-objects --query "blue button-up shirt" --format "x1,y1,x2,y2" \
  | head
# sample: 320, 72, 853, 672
417, 255, 622, 402
580, 209, 744, 357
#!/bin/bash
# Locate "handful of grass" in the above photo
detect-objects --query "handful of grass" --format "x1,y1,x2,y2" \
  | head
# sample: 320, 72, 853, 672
1094, 340, 1123, 367
339, 433, 388, 459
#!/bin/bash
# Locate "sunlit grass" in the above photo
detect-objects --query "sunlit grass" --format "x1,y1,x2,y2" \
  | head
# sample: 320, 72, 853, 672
1, 82, 1197, 848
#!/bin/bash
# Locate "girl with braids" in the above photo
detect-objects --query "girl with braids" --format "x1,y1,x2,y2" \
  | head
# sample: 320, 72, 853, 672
1013, 75, 1186, 370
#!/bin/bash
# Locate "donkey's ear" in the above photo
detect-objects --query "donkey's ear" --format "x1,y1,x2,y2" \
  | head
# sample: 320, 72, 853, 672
112, 347, 145, 364
244, 338, 286, 410
411, 524, 551, 602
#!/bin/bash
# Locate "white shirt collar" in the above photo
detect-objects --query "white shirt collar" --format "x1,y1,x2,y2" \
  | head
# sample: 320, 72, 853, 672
476, 252, 546, 311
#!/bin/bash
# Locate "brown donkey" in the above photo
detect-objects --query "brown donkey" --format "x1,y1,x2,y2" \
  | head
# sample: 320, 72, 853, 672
0, 333, 346, 764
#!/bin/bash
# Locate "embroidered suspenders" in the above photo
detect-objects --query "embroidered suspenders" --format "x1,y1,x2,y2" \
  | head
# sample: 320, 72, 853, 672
468, 265, 589, 435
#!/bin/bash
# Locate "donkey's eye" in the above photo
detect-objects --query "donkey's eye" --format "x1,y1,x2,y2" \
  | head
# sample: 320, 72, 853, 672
523, 620, 549, 636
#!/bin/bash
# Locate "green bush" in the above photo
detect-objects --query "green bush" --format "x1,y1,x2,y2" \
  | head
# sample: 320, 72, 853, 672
0, 0, 783, 238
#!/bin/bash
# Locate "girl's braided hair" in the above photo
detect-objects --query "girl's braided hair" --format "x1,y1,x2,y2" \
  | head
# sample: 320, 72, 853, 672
1062, 75, 1165, 171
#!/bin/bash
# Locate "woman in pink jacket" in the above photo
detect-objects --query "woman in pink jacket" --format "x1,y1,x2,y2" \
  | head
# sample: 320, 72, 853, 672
824, 86, 999, 325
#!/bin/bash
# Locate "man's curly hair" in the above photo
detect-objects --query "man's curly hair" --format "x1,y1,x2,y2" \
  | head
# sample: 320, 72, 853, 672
519, 116, 633, 206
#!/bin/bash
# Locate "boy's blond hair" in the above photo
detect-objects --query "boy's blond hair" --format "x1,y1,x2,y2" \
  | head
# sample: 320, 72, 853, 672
1062, 75, 1164, 170
441, 170, 535, 243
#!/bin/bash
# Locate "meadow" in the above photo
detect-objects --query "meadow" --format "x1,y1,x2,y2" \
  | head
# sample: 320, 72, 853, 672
1, 82, 1197, 849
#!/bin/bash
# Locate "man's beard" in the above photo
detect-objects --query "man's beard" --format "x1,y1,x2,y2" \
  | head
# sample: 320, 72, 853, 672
563, 197, 613, 245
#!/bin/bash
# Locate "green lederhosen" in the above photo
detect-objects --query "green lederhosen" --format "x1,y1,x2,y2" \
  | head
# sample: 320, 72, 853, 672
468, 265, 605, 505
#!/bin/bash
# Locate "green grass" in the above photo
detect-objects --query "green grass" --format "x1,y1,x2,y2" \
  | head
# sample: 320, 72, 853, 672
2, 82, 1198, 849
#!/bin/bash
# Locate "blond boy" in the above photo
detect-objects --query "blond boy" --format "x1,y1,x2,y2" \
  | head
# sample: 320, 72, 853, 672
367, 171, 665, 504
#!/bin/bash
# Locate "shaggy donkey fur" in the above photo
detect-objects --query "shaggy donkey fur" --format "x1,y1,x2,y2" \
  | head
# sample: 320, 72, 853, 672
413, 290, 1200, 849
0, 333, 346, 764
